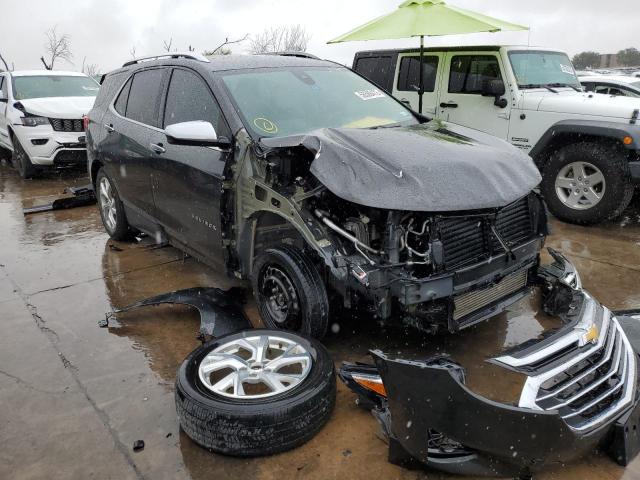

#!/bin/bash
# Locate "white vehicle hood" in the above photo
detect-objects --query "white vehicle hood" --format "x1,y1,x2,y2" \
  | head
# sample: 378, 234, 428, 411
18, 96, 96, 119
525, 90, 640, 121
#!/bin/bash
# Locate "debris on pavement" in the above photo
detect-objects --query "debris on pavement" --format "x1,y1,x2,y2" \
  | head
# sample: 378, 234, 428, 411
132, 440, 145, 452
23, 183, 96, 215
101, 287, 251, 337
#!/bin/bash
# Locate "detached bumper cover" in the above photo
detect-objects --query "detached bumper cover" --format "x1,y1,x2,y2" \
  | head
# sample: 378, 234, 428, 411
340, 251, 640, 476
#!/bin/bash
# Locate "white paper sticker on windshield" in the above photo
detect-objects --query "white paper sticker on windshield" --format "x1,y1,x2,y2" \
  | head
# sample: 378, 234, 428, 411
560, 64, 574, 75
354, 88, 386, 100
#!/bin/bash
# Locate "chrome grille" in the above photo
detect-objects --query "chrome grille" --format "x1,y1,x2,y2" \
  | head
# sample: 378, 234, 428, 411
497, 298, 637, 432
453, 268, 528, 321
49, 118, 84, 132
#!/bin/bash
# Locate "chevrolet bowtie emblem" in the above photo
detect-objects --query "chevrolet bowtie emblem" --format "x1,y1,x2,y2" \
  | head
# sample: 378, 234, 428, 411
583, 325, 600, 345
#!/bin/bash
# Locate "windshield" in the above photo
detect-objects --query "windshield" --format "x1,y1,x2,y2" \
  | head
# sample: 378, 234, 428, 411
508, 51, 581, 89
13, 75, 99, 100
220, 66, 417, 138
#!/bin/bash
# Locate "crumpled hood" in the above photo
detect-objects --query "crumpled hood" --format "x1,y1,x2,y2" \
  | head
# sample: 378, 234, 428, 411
533, 90, 640, 120
18, 96, 96, 119
261, 121, 541, 212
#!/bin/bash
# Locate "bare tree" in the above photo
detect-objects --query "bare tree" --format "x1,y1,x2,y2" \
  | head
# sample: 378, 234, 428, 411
129, 46, 137, 59
162, 38, 173, 52
249, 25, 310, 54
0, 51, 9, 72
203, 34, 248, 57
41, 26, 73, 70
83, 62, 99, 78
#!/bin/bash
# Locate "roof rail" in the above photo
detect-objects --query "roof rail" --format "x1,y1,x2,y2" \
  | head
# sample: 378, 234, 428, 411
122, 52, 210, 67
262, 51, 320, 60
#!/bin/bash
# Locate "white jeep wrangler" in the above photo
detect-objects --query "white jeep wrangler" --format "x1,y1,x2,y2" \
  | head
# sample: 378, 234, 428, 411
353, 46, 640, 224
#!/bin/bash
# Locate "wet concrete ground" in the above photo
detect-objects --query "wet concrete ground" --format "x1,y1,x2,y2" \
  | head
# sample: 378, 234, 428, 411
1, 155, 640, 480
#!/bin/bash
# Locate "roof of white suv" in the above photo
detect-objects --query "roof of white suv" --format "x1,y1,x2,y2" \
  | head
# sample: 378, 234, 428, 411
9, 70, 89, 77
579, 75, 640, 86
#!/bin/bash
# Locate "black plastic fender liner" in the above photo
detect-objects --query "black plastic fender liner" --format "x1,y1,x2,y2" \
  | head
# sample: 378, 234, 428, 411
371, 350, 609, 475
103, 287, 251, 337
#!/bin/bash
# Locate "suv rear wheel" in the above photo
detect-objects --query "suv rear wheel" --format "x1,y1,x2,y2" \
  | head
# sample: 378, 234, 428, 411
541, 141, 634, 224
252, 245, 329, 339
96, 168, 134, 240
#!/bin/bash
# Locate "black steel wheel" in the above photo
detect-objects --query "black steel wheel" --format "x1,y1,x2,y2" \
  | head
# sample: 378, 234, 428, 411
252, 245, 329, 339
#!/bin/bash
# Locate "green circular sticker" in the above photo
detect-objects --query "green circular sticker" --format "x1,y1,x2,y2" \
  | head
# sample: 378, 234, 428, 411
253, 117, 278, 134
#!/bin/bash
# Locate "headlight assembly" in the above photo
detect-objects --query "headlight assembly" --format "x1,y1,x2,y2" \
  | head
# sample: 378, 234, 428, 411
21, 116, 49, 127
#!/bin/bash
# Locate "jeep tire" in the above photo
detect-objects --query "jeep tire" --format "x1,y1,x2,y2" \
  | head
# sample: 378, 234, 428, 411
12, 136, 38, 179
541, 141, 634, 224
252, 245, 329, 339
175, 329, 336, 456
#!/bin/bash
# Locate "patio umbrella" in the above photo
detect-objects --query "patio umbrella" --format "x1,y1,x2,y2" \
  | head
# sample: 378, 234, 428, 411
328, 0, 528, 113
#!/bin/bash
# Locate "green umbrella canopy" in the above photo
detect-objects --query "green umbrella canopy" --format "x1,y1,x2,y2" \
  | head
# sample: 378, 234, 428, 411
327, 0, 528, 43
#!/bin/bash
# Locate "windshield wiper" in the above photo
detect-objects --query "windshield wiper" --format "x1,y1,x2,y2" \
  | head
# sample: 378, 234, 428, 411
546, 82, 582, 92
520, 83, 558, 93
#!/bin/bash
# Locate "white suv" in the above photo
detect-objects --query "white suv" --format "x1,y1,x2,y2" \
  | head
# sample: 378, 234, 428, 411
0, 70, 99, 178
353, 46, 640, 224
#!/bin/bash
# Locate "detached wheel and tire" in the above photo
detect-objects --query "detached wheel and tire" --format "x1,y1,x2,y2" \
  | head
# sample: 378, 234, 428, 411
541, 142, 634, 224
11, 136, 38, 179
175, 329, 336, 456
95, 168, 134, 241
252, 245, 329, 339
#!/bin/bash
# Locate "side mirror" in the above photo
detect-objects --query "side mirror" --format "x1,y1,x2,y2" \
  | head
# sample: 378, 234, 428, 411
164, 121, 230, 148
481, 79, 508, 108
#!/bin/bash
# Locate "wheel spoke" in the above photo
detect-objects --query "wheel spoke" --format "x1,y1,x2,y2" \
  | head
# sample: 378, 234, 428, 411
586, 170, 604, 186
200, 353, 248, 373
565, 193, 583, 208
210, 371, 237, 392
254, 335, 269, 362
260, 371, 289, 393
584, 187, 602, 204
555, 176, 574, 189
266, 353, 311, 371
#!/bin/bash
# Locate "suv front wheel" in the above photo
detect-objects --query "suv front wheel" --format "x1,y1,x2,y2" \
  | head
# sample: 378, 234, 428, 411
541, 141, 634, 224
252, 245, 329, 339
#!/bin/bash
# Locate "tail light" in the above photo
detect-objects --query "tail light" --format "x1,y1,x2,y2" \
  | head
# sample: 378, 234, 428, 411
82, 114, 90, 131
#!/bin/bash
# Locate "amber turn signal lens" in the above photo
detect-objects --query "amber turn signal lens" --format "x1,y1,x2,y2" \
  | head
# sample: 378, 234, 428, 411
623, 136, 633, 146
353, 375, 387, 397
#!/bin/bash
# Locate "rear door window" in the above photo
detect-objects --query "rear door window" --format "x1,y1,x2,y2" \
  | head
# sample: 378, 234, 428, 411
448, 55, 501, 94
397, 56, 439, 92
124, 69, 165, 127
0, 76, 5, 99
162, 68, 228, 135
354, 56, 394, 92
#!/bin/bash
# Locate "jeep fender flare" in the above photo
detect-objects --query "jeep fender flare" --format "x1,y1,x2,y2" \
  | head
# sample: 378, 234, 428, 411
529, 119, 640, 168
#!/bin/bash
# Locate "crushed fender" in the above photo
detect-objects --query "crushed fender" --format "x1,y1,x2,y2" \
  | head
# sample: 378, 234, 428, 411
100, 287, 251, 337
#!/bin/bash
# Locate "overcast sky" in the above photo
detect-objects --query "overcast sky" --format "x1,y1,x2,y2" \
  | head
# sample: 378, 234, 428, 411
1, 0, 638, 73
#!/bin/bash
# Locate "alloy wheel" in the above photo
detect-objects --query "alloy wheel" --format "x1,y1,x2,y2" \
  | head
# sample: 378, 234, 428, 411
197, 334, 312, 399
554, 161, 606, 210
98, 176, 117, 231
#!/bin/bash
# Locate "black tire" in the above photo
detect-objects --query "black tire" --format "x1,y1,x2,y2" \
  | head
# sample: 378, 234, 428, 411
541, 142, 634, 225
95, 168, 134, 240
11, 136, 38, 179
175, 329, 336, 457
252, 245, 329, 339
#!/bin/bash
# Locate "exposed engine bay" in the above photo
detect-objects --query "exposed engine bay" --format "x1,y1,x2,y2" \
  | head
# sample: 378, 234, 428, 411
232, 123, 546, 333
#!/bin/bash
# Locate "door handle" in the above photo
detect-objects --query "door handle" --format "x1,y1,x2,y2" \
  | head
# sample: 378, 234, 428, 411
439, 102, 458, 109
104, 123, 114, 133
150, 143, 166, 154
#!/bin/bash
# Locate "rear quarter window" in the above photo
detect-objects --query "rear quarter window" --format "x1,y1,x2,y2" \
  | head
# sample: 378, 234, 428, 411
397, 56, 439, 92
94, 72, 126, 109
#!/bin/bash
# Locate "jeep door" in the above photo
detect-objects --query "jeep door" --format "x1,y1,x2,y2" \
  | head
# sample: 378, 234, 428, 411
437, 52, 512, 139
149, 67, 230, 265
101, 68, 167, 218
391, 53, 444, 115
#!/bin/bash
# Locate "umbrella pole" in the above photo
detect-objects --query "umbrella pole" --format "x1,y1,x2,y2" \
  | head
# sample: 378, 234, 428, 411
418, 35, 424, 114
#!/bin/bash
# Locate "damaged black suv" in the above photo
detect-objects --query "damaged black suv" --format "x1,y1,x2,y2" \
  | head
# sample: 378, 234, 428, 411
87, 52, 547, 339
